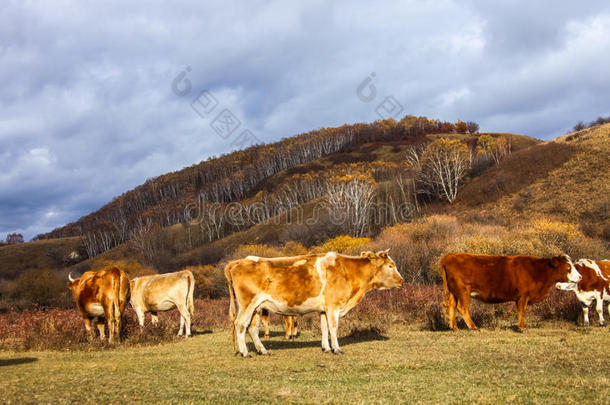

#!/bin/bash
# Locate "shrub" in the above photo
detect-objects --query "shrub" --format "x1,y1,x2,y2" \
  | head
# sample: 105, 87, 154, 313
312, 235, 371, 255
0, 269, 72, 309
186, 265, 227, 299
89, 259, 157, 277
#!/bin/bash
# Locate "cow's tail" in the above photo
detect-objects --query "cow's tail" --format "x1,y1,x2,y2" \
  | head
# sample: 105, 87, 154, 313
440, 258, 452, 325
112, 268, 122, 340
224, 262, 237, 352
186, 271, 195, 317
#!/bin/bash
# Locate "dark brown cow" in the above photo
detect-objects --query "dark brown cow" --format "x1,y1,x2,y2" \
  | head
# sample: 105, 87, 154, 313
259, 309, 298, 340
441, 253, 580, 332
225, 250, 403, 357
67, 267, 130, 343
556, 259, 610, 326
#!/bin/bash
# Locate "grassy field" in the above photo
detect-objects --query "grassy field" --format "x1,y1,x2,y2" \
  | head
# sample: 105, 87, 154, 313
2, 324, 610, 404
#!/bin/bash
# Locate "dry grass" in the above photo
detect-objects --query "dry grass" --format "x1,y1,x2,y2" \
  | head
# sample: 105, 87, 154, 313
2, 323, 610, 404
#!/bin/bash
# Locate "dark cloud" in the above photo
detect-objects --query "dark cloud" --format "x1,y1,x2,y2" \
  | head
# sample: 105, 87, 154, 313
1, 1, 609, 240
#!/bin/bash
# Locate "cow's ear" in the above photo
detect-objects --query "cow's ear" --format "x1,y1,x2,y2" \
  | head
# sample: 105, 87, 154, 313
550, 256, 561, 268
361, 251, 375, 259
377, 248, 390, 259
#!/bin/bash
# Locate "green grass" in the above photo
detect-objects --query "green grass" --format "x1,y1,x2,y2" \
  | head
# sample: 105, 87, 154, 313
2, 325, 610, 404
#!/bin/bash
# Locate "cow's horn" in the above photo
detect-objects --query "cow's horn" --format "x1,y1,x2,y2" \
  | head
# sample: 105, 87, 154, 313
68, 272, 74, 282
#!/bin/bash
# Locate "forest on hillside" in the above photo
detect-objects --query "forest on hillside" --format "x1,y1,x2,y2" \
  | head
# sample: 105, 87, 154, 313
38, 116, 491, 259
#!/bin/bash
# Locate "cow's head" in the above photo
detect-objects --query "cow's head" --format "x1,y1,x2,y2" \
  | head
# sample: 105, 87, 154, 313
550, 254, 581, 283
67, 273, 83, 298
361, 249, 404, 289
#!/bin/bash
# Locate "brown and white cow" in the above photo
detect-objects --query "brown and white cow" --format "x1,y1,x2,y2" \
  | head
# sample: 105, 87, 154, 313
441, 253, 580, 332
556, 259, 610, 326
129, 270, 195, 337
259, 309, 298, 340
67, 267, 130, 343
225, 250, 403, 357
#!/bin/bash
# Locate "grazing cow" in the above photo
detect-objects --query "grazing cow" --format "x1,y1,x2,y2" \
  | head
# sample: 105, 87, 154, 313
67, 267, 130, 343
556, 259, 610, 326
225, 250, 403, 357
129, 270, 195, 337
441, 253, 580, 332
259, 309, 298, 340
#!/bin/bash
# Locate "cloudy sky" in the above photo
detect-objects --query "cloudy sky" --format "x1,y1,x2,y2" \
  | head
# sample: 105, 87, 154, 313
1, 1, 609, 240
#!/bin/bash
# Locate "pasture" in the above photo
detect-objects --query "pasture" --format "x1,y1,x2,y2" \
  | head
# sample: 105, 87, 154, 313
2, 323, 610, 403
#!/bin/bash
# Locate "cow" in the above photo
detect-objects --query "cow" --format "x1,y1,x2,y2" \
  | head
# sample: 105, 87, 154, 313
259, 309, 298, 340
440, 253, 580, 332
555, 259, 610, 326
129, 270, 195, 337
67, 267, 130, 343
225, 250, 403, 357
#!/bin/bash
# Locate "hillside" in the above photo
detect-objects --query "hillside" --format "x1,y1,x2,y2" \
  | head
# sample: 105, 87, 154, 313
1, 123, 543, 279
450, 123, 610, 241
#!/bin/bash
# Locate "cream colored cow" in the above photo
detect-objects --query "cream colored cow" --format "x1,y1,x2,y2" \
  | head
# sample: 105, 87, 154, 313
130, 270, 195, 337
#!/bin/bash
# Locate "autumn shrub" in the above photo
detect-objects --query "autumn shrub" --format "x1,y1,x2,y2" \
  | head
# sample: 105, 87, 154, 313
312, 235, 371, 255
0, 298, 230, 351
186, 265, 226, 299
89, 259, 158, 277
371, 216, 458, 283
0, 269, 72, 309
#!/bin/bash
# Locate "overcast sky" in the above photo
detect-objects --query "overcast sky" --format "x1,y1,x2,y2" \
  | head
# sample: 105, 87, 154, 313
1, 1, 609, 241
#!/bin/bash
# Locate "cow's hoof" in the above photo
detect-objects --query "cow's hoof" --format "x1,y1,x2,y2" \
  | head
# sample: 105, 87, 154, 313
263, 334, 270, 339
332, 349, 345, 355
322, 348, 332, 353
519, 329, 528, 334
241, 353, 252, 358
258, 351, 271, 356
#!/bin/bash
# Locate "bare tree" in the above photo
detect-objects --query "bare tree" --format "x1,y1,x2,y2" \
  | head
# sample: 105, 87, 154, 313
466, 121, 479, 134
6, 233, 24, 244
415, 138, 471, 203
324, 174, 376, 236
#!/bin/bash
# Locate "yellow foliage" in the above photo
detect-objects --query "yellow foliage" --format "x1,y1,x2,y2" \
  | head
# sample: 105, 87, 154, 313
90, 259, 157, 277
313, 235, 371, 255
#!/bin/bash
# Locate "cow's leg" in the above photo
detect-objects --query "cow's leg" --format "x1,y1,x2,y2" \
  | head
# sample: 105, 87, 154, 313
104, 306, 115, 343
516, 296, 529, 332
284, 316, 293, 340
132, 306, 145, 329
582, 302, 591, 326
327, 308, 344, 355
248, 312, 269, 355
96, 318, 106, 340
292, 316, 298, 339
595, 297, 605, 326
150, 311, 159, 325
456, 293, 477, 330
175, 304, 191, 337
234, 302, 261, 357
446, 293, 458, 331
260, 309, 270, 338
320, 313, 331, 352
83, 316, 95, 340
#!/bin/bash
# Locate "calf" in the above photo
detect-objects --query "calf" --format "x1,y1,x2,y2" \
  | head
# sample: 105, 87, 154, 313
67, 267, 130, 343
130, 270, 195, 337
556, 259, 610, 326
259, 309, 298, 340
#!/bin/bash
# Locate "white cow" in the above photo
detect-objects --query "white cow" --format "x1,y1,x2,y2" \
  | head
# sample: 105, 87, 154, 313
130, 270, 195, 336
